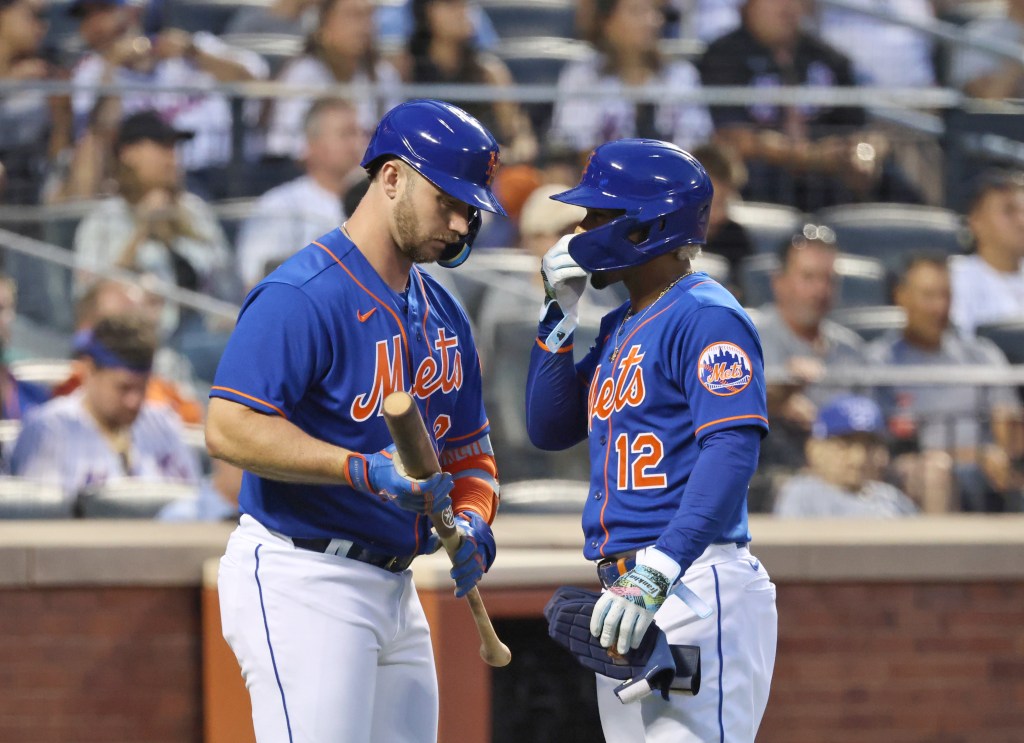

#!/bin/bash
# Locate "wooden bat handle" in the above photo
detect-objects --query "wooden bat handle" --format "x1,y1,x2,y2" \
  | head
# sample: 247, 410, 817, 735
382, 391, 512, 668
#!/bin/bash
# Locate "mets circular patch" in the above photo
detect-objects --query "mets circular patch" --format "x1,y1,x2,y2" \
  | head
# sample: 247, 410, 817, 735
697, 342, 753, 396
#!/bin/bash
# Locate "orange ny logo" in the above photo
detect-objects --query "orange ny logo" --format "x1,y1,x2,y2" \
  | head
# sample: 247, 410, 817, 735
485, 150, 500, 186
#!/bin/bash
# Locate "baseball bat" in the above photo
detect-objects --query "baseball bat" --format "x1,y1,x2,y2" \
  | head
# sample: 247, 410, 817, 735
382, 391, 512, 668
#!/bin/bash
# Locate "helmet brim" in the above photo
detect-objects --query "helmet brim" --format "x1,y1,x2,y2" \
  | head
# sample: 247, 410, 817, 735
550, 184, 630, 210
415, 162, 508, 217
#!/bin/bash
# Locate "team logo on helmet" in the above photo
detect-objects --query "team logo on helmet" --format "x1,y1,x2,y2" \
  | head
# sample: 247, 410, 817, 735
697, 342, 752, 396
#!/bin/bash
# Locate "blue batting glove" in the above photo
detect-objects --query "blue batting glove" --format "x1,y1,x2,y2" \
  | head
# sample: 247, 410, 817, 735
346, 445, 453, 515
591, 564, 671, 655
450, 511, 496, 598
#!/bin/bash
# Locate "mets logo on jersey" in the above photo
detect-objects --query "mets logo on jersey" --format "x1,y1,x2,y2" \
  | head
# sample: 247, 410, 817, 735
697, 342, 752, 396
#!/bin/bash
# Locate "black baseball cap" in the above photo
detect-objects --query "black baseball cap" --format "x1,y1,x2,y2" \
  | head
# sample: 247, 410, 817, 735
115, 111, 194, 152
67, 0, 125, 18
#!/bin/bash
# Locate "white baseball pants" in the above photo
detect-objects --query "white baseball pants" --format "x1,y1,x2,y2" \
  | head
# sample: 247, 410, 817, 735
218, 515, 439, 743
597, 543, 778, 743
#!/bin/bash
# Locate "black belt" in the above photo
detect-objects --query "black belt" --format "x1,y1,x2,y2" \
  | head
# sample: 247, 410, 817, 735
291, 537, 415, 573
596, 543, 748, 589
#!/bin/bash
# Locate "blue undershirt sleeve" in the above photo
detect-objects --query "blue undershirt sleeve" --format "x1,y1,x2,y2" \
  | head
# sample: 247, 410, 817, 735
654, 425, 761, 573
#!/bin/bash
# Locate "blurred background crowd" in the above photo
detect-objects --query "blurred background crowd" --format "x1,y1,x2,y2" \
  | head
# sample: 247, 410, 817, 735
0, 0, 1022, 521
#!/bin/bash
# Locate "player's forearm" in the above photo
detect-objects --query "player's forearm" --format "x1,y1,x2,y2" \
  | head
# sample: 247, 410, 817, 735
525, 341, 588, 450
654, 427, 761, 572
206, 398, 350, 484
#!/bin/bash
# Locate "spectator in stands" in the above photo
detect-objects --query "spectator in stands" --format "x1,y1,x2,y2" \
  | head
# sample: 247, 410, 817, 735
376, 0, 497, 54
0, 0, 73, 204
225, 0, 319, 36
237, 98, 365, 289
816, 0, 936, 88
72, 111, 240, 339
868, 254, 1024, 512
66, 0, 268, 199
0, 273, 50, 421
265, 0, 401, 161
550, 0, 712, 157
773, 394, 918, 517
949, 0, 1024, 100
10, 311, 201, 504
53, 279, 203, 424
697, 0, 920, 212
158, 457, 241, 521
692, 141, 754, 299
405, 0, 536, 163
951, 170, 1024, 337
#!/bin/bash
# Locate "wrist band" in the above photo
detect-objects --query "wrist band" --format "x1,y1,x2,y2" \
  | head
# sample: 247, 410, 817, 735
344, 453, 371, 492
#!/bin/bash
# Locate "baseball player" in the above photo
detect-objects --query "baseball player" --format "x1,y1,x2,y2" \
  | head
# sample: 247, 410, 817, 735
525, 138, 778, 742
206, 99, 504, 743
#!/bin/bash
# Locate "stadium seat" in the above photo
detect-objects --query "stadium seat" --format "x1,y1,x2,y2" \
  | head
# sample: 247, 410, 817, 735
212, 197, 257, 248
220, 33, 303, 77
728, 201, 807, 254
76, 480, 199, 519
495, 37, 592, 135
738, 252, 888, 309
976, 320, 1024, 364
0, 479, 73, 519
479, 0, 576, 39
829, 305, 906, 342
161, 0, 266, 35
9, 359, 73, 389
812, 203, 968, 275
498, 478, 590, 513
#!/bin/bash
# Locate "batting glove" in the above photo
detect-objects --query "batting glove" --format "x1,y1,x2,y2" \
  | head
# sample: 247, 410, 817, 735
346, 445, 454, 515
539, 234, 587, 350
450, 511, 496, 598
591, 564, 672, 655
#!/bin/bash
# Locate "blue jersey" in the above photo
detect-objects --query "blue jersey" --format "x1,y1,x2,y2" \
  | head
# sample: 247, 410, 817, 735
527, 273, 768, 561
211, 228, 489, 554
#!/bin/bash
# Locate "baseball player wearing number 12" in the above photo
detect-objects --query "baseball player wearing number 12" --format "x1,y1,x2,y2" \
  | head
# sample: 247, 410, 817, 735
206, 100, 505, 743
526, 139, 778, 742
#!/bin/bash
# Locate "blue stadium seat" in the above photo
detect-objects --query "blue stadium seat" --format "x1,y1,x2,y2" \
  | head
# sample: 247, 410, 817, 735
479, 0, 576, 39
162, 0, 264, 35
728, 201, 807, 254
812, 203, 968, 276
829, 305, 906, 342
220, 33, 303, 77
738, 252, 888, 309
0, 478, 72, 519
496, 37, 591, 86
976, 320, 1024, 364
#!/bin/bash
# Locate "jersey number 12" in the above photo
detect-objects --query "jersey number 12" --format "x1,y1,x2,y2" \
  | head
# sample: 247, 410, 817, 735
614, 432, 667, 490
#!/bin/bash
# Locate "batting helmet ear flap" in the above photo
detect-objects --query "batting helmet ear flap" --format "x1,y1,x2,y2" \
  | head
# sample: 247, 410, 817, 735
437, 207, 482, 268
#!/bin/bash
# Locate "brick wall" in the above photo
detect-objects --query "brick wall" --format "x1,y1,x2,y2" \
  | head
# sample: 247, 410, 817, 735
0, 588, 201, 743
760, 582, 1024, 743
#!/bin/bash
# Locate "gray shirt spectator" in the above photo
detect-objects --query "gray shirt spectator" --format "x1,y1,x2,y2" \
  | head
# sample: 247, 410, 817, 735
774, 474, 917, 517
948, 1, 1024, 99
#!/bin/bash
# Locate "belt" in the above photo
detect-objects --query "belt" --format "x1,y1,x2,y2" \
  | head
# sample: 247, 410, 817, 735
596, 543, 748, 589
291, 537, 415, 573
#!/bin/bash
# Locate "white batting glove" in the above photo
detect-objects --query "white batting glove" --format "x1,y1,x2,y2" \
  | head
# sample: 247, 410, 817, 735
591, 548, 680, 655
539, 234, 587, 350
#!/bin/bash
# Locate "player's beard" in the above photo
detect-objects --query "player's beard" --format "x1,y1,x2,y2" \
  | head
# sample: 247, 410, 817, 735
393, 181, 457, 264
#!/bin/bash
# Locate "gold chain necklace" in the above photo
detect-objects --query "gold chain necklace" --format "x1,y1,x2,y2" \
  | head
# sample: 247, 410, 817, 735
609, 270, 694, 363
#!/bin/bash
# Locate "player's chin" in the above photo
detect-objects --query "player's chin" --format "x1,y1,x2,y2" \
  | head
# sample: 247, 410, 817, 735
404, 240, 446, 264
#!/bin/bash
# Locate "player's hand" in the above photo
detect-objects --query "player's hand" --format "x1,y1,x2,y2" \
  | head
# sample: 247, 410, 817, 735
591, 564, 671, 655
449, 511, 496, 598
540, 234, 587, 318
346, 445, 454, 515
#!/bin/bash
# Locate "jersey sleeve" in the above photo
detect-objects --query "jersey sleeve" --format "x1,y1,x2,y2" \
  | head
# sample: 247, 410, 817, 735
210, 282, 330, 418
676, 305, 769, 442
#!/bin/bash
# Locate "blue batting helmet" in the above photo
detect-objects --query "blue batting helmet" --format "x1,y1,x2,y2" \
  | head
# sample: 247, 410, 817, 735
361, 99, 507, 268
551, 139, 713, 272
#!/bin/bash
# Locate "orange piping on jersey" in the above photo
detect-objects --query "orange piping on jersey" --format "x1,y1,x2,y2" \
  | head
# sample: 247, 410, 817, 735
694, 414, 769, 437
689, 280, 712, 290
313, 240, 411, 369
598, 416, 614, 558
535, 338, 573, 353
613, 304, 675, 364
447, 419, 490, 443
210, 386, 286, 418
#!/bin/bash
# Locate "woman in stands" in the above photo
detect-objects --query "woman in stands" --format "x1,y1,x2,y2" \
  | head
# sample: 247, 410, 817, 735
550, 0, 712, 157
405, 0, 536, 163
265, 0, 401, 160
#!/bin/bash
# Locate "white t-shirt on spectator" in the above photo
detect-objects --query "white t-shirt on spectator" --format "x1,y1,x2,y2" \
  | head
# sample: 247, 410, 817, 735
950, 254, 1024, 337
71, 32, 269, 170
818, 0, 936, 87
10, 391, 201, 503
237, 175, 345, 287
773, 473, 918, 518
549, 52, 713, 153
265, 56, 402, 159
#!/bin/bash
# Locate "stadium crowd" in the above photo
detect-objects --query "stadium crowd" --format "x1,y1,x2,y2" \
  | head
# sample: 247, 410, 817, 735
0, 0, 1022, 518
